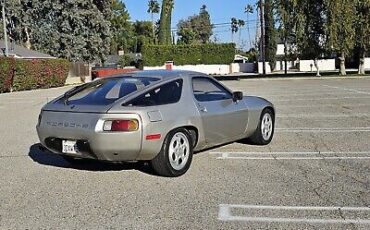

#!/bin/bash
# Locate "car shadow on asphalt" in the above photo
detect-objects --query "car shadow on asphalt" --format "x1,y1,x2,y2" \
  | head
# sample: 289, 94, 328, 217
28, 143, 156, 175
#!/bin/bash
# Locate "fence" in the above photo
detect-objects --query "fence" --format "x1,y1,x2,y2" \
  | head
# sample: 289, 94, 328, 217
299, 59, 336, 72
66, 62, 91, 84
365, 58, 370, 70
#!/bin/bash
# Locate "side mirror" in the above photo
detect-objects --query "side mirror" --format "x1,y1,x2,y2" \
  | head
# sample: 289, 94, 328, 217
232, 91, 243, 102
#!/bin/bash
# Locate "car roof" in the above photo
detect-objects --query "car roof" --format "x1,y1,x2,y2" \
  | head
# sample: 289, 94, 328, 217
106, 70, 207, 80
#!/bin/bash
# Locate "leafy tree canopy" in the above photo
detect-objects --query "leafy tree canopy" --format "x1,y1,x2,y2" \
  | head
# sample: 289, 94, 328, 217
177, 5, 213, 44
1, 0, 112, 64
110, 0, 132, 54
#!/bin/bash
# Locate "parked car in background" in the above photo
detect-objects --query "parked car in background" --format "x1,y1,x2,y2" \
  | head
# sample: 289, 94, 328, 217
36, 70, 275, 177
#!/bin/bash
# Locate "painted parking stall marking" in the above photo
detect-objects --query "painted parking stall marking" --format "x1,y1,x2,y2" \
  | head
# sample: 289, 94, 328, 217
210, 151, 370, 160
276, 127, 370, 133
277, 113, 370, 118
276, 103, 370, 108
274, 96, 370, 102
218, 204, 370, 225
322, 85, 370, 95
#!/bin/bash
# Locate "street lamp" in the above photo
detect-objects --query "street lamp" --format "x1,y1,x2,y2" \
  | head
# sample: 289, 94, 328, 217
1, 0, 9, 57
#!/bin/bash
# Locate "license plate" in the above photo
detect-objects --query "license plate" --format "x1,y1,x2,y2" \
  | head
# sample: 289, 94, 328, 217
62, 140, 78, 154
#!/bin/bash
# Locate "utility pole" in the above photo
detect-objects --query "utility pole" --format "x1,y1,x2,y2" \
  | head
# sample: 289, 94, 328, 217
259, 0, 266, 75
1, 0, 8, 57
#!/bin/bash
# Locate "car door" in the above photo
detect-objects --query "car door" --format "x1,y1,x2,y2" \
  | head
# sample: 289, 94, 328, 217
192, 77, 248, 146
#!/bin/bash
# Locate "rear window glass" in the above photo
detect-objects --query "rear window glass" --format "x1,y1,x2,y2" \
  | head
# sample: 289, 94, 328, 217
58, 77, 159, 105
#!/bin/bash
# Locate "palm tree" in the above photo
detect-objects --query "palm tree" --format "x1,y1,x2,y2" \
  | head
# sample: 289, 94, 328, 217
158, 0, 174, 45
244, 4, 254, 48
238, 19, 245, 47
231, 18, 245, 47
231, 17, 238, 43
147, 0, 160, 42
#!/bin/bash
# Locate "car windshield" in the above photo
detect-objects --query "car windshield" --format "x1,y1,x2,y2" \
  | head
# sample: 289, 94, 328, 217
58, 77, 160, 106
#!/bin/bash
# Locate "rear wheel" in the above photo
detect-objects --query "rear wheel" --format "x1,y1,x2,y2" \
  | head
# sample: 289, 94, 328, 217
150, 128, 193, 177
248, 108, 274, 145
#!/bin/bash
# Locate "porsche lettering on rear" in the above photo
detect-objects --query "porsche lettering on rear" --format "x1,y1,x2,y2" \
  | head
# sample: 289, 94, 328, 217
46, 121, 89, 129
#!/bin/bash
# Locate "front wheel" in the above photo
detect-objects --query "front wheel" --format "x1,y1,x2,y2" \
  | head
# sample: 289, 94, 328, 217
248, 108, 275, 145
150, 128, 193, 177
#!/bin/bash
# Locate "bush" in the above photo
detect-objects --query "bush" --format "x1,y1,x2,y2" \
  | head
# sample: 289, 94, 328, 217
0, 58, 69, 93
0, 58, 16, 93
118, 54, 136, 67
142, 43, 236, 66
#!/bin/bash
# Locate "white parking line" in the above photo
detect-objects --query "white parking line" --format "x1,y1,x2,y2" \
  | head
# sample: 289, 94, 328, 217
275, 96, 370, 102
277, 103, 370, 108
211, 152, 370, 160
210, 151, 370, 155
218, 204, 370, 224
322, 85, 370, 95
244, 91, 352, 97
276, 127, 370, 133
277, 113, 370, 118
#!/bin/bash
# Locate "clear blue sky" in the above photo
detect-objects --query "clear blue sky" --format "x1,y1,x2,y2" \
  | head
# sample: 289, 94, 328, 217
125, 0, 258, 50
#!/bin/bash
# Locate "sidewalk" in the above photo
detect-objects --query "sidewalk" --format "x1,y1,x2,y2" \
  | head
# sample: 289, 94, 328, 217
214, 69, 370, 81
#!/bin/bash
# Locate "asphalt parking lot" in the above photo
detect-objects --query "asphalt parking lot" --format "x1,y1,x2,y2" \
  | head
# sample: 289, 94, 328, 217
0, 76, 369, 229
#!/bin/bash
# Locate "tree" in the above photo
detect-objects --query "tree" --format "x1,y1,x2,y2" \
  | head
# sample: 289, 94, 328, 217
177, 20, 197, 44
110, 0, 132, 54
132, 20, 154, 52
147, 0, 160, 43
276, 0, 326, 76
324, 0, 357, 75
39, 0, 111, 63
275, 0, 298, 74
355, 1, 370, 75
237, 19, 245, 46
244, 4, 254, 48
1, 0, 35, 48
230, 18, 238, 43
264, 0, 277, 71
197, 5, 213, 43
2, 0, 112, 63
158, 0, 174, 45
176, 5, 213, 44
298, 0, 326, 76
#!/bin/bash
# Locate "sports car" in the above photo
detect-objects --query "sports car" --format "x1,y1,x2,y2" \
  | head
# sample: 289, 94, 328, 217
36, 70, 275, 177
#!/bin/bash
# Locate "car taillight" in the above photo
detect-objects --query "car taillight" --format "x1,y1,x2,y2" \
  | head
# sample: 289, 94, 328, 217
103, 119, 139, 132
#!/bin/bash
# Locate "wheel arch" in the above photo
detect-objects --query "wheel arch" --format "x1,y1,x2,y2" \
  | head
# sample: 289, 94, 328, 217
169, 125, 199, 149
264, 106, 275, 118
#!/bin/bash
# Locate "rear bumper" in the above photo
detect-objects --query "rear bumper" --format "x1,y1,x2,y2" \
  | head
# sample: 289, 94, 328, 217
36, 111, 144, 162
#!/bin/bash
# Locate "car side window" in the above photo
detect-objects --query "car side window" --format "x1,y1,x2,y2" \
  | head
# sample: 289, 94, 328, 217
192, 77, 232, 102
125, 79, 183, 106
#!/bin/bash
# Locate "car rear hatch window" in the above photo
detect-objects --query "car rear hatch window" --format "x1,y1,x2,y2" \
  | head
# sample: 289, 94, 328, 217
57, 77, 160, 106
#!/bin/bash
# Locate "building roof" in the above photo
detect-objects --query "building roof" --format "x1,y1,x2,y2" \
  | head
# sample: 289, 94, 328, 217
0, 40, 55, 59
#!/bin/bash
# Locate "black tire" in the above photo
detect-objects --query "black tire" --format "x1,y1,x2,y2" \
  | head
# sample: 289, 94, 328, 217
248, 108, 275, 145
150, 128, 194, 177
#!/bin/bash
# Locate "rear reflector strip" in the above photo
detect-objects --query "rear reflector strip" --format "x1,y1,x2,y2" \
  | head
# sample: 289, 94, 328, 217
146, 134, 161, 140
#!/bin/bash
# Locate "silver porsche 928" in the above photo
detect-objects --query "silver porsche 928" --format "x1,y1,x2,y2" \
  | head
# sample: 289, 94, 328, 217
36, 70, 275, 177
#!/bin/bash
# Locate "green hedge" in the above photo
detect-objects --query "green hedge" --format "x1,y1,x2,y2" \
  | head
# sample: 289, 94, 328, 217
0, 58, 16, 92
0, 58, 69, 93
142, 43, 236, 66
